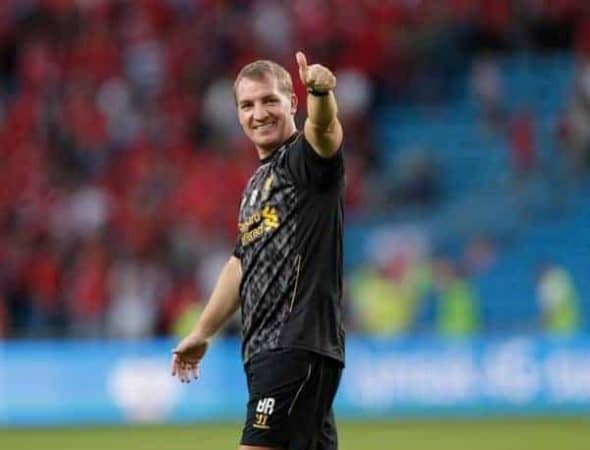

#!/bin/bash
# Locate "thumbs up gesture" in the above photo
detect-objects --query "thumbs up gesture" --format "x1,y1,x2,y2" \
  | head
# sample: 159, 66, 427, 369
296, 51, 336, 95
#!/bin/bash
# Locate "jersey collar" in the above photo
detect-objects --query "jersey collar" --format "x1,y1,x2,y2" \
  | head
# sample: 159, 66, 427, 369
259, 132, 300, 165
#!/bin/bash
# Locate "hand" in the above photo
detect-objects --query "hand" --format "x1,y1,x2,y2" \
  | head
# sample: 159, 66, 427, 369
171, 333, 209, 383
296, 51, 336, 94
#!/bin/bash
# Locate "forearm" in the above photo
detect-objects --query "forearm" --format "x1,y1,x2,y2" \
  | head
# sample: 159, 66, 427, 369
304, 92, 343, 157
305, 91, 339, 130
190, 256, 242, 339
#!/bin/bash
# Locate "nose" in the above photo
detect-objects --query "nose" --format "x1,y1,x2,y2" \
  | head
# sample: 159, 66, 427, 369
253, 102, 268, 122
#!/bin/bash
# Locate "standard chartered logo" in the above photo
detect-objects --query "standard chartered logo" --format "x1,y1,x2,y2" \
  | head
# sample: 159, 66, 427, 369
239, 205, 280, 246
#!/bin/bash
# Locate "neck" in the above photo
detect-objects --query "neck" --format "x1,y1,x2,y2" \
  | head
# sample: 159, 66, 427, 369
256, 131, 299, 161
257, 146, 275, 161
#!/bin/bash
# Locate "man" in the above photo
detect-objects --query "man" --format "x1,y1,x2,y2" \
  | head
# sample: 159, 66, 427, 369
171, 51, 345, 450
536, 263, 581, 335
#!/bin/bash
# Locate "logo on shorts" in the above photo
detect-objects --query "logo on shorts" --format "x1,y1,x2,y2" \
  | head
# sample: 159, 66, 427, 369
253, 397, 274, 429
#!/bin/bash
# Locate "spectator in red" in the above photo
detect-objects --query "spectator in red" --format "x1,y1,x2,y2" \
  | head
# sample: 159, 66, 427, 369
509, 108, 536, 175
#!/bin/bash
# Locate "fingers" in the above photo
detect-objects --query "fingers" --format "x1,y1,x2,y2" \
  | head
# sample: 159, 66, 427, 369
310, 69, 335, 91
171, 352, 200, 383
178, 360, 199, 383
171, 353, 178, 376
296, 51, 308, 73
295, 51, 336, 92
296, 51, 308, 85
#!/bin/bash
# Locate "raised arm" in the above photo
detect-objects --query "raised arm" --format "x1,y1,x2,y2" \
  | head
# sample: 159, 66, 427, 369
171, 255, 242, 383
296, 51, 343, 158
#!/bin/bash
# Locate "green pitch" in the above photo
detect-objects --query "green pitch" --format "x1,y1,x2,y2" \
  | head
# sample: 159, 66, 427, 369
2, 418, 590, 450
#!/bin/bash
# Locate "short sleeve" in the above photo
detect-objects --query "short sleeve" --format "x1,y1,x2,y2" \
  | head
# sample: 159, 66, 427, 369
233, 230, 242, 259
286, 135, 344, 189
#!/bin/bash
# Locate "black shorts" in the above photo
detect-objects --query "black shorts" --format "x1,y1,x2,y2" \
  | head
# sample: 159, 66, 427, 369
241, 348, 343, 450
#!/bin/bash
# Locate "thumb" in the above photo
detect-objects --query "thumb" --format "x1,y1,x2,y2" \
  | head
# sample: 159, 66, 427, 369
296, 51, 308, 83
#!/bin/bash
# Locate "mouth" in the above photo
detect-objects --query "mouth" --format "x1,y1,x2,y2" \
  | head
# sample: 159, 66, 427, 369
253, 122, 276, 131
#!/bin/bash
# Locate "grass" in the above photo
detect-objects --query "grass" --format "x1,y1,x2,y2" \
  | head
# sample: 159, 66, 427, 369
2, 418, 590, 450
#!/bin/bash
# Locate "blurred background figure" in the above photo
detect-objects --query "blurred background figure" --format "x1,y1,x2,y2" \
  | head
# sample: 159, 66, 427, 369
432, 257, 480, 339
558, 56, 590, 176
349, 226, 431, 337
471, 55, 506, 134
535, 262, 581, 336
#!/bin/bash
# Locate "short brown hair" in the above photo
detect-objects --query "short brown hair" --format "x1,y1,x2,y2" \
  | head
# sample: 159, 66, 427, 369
233, 60, 294, 101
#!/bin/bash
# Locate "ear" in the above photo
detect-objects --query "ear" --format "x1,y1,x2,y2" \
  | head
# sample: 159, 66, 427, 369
290, 93, 298, 115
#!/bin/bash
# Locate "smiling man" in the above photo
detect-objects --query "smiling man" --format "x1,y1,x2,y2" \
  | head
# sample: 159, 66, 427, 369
171, 52, 345, 450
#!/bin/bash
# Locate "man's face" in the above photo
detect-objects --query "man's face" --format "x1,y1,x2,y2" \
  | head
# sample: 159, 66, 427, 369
236, 74, 297, 157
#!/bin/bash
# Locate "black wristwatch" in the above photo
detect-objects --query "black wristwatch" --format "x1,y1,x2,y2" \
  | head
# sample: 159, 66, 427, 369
307, 88, 330, 97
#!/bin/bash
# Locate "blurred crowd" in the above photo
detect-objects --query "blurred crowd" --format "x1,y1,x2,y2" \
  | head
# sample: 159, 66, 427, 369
1, 0, 589, 339
347, 232, 582, 339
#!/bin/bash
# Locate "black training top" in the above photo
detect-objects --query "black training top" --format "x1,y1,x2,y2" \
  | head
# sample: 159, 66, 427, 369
233, 132, 345, 365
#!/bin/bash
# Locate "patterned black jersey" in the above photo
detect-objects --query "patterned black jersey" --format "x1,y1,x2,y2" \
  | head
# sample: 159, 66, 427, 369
233, 132, 345, 365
